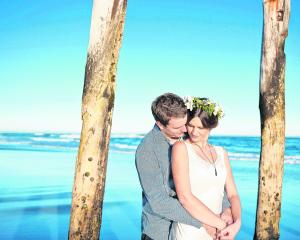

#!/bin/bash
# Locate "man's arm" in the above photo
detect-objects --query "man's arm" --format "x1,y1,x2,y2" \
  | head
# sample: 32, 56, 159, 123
135, 144, 201, 228
222, 190, 231, 210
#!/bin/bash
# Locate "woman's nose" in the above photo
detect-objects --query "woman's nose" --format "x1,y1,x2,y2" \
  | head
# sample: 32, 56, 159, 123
192, 127, 198, 135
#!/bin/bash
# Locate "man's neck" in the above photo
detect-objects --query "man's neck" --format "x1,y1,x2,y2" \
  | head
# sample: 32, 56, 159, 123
168, 138, 178, 145
155, 123, 181, 145
164, 135, 182, 145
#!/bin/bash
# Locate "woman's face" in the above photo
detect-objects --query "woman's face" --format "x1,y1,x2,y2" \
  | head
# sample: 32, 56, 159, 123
186, 117, 210, 142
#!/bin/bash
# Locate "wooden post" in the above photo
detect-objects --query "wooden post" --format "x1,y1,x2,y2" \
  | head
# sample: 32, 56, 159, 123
68, 0, 127, 239
254, 0, 290, 239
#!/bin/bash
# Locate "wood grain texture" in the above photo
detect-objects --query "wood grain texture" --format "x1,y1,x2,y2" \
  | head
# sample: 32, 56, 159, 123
68, 0, 127, 239
254, 0, 290, 239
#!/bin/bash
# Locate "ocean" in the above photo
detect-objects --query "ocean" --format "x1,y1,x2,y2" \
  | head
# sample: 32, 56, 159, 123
0, 132, 299, 239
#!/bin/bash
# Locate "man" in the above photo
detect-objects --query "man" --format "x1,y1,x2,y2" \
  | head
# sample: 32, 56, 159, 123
135, 93, 232, 240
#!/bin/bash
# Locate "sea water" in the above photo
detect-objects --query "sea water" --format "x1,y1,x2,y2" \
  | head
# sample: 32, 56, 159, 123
0, 132, 299, 239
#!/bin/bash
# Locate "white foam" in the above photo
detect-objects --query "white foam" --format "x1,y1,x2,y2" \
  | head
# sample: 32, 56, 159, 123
59, 134, 80, 139
228, 152, 260, 159
110, 149, 136, 154
111, 143, 137, 150
228, 152, 300, 164
230, 157, 259, 162
111, 133, 144, 138
31, 137, 73, 143
0, 140, 31, 145
285, 155, 300, 160
34, 133, 44, 136
285, 160, 300, 165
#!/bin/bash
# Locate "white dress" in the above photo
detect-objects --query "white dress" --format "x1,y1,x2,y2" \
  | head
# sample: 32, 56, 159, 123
171, 142, 227, 240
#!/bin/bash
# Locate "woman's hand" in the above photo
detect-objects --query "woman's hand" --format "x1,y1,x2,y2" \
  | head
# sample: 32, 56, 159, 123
217, 219, 241, 240
203, 213, 227, 239
203, 224, 217, 239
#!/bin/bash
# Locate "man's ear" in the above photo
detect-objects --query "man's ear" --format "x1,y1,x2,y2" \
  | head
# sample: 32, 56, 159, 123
156, 121, 164, 130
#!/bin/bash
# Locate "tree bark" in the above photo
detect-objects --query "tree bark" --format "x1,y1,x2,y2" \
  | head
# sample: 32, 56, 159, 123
68, 0, 127, 239
254, 0, 290, 239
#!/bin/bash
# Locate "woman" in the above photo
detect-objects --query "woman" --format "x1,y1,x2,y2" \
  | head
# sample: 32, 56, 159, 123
171, 97, 241, 240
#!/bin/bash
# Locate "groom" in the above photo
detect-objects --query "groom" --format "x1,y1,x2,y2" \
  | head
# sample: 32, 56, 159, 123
135, 93, 232, 240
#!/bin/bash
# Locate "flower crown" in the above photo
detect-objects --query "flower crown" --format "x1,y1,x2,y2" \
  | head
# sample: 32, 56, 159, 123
183, 96, 224, 120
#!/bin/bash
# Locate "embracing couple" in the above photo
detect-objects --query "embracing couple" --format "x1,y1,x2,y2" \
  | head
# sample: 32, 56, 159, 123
135, 93, 241, 240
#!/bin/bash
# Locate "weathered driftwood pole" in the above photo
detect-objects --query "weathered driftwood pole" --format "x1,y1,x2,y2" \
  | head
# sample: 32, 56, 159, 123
68, 0, 127, 239
254, 0, 290, 239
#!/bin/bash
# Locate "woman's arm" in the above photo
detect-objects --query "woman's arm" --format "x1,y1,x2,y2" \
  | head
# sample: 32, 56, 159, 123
172, 141, 226, 230
223, 148, 241, 223
218, 148, 242, 239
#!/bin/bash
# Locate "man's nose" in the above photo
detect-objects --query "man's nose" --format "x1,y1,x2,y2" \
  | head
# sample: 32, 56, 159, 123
181, 125, 187, 132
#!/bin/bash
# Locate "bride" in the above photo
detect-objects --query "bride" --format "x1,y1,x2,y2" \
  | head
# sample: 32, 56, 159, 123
171, 97, 241, 240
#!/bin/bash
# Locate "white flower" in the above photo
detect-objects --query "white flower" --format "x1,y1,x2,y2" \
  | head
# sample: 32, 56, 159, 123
205, 99, 212, 105
213, 104, 220, 116
183, 96, 194, 111
220, 110, 225, 118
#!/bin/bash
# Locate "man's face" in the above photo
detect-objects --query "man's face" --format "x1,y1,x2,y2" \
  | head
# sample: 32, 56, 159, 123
157, 115, 187, 140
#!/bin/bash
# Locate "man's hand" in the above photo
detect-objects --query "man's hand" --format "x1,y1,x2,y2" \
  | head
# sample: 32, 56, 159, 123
217, 219, 241, 240
203, 224, 217, 239
220, 208, 233, 225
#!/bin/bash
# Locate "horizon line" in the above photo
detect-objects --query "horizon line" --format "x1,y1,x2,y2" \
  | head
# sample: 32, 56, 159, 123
0, 130, 299, 138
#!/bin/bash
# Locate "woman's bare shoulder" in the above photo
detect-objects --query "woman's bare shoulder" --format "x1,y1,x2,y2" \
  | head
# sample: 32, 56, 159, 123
172, 140, 188, 156
173, 140, 188, 151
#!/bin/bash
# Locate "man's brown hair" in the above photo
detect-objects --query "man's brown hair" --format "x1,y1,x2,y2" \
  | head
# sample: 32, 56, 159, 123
151, 93, 187, 126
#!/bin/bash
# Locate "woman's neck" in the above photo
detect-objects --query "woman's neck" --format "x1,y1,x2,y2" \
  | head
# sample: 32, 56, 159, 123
190, 138, 209, 148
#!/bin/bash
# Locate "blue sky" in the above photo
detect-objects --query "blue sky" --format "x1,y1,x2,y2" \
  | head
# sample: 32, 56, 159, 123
0, 0, 299, 135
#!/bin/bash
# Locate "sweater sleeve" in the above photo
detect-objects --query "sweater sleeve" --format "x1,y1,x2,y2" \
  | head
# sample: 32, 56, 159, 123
135, 144, 201, 228
222, 189, 231, 210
